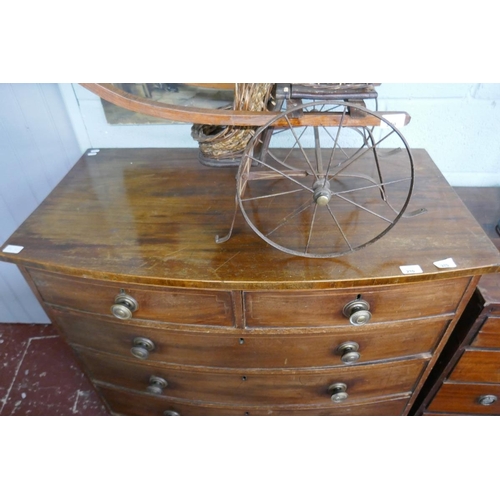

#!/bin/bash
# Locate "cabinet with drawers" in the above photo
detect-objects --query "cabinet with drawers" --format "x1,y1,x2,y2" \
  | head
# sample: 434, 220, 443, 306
1, 148, 499, 416
413, 272, 500, 415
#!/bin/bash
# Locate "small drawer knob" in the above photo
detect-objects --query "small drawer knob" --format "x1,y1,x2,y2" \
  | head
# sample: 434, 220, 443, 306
336, 341, 360, 364
343, 298, 371, 326
329, 382, 348, 403
478, 394, 497, 406
146, 375, 168, 395
111, 292, 138, 320
163, 410, 180, 416
131, 337, 156, 360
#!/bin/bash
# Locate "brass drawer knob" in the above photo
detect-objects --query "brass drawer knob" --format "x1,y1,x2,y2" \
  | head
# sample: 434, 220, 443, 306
131, 337, 156, 360
163, 410, 180, 416
329, 382, 348, 403
343, 298, 371, 326
478, 394, 498, 406
146, 375, 168, 395
336, 341, 361, 364
111, 292, 138, 320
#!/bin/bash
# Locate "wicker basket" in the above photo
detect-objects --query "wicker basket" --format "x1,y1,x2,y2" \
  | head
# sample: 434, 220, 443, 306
191, 83, 273, 166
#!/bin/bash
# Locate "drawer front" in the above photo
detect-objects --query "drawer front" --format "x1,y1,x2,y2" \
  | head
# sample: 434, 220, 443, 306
427, 382, 500, 415
54, 308, 448, 368
29, 269, 234, 327
76, 348, 427, 406
471, 317, 500, 349
244, 278, 469, 328
448, 350, 500, 384
97, 385, 410, 416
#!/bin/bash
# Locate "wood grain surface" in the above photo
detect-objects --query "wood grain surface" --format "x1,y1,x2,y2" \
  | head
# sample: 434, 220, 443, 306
1, 148, 498, 290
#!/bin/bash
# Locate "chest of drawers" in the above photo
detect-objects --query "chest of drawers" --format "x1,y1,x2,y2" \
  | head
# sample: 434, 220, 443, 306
1, 148, 499, 416
413, 273, 500, 415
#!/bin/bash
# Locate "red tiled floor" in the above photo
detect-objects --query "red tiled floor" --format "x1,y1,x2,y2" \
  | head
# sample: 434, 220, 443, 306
0, 323, 109, 416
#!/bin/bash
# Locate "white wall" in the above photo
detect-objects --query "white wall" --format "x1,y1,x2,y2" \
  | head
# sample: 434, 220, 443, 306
65, 83, 500, 186
0, 84, 83, 323
377, 84, 500, 186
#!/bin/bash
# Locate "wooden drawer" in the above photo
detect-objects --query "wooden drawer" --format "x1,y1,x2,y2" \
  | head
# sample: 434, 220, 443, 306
448, 350, 500, 384
97, 385, 411, 416
53, 308, 449, 368
76, 348, 427, 406
427, 382, 500, 415
29, 269, 235, 327
471, 317, 500, 349
244, 277, 470, 328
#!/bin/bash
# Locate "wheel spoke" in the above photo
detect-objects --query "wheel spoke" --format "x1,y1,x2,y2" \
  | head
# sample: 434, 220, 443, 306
333, 193, 394, 223
328, 129, 396, 180
324, 106, 347, 181
268, 150, 306, 172
246, 155, 314, 193
364, 127, 386, 200
283, 115, 319, 181
266, 199, 314, 237
326, 204, 353, 251
305, 204, 318, 253
241, 188, 303, 202
272, 126, 308, 165
314, 127, 324, 175
332, 176, 412, 196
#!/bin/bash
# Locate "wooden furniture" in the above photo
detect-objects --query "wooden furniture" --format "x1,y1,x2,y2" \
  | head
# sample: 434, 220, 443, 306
1, 148, 499, 416
411, 187, 500, 415
412, 275, 500, 415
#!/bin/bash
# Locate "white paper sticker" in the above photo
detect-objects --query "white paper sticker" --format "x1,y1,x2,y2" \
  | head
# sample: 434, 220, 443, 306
90, 149, 100, 153
87, 152, 97, 156
381, 113, 407, 129
434, 258, 457, 269
400, 265, 423, 275
2, 245, 24, 254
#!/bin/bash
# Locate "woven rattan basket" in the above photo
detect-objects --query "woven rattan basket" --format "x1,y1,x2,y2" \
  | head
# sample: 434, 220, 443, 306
191, 83, 273, 166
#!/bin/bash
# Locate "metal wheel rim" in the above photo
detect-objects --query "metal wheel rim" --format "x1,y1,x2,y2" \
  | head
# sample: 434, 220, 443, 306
236, 100, 414, 258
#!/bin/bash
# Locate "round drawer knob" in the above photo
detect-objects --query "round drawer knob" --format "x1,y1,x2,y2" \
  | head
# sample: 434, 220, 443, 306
111, 292, 138, 320
130, 337, 156, 360
163, 410, 180, 416
478, 394, 497, 406
146, 375, 168, 395
329, 382, 348, 403
337, 341, 360, 364
343, 299, 371, 326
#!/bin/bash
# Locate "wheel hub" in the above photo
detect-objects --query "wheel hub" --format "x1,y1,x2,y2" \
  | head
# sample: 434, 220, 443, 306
313, 179, 332, 206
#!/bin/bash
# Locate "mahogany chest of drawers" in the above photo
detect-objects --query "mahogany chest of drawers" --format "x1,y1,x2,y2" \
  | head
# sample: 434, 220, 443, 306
1, 148, 499, 416
412, 240, 500, 415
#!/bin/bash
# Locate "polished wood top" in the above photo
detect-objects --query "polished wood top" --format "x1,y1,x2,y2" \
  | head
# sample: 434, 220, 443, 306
1, 148, 499, 289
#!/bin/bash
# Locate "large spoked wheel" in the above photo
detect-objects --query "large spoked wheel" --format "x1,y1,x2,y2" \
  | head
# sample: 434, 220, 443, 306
236, 100, 414, 258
